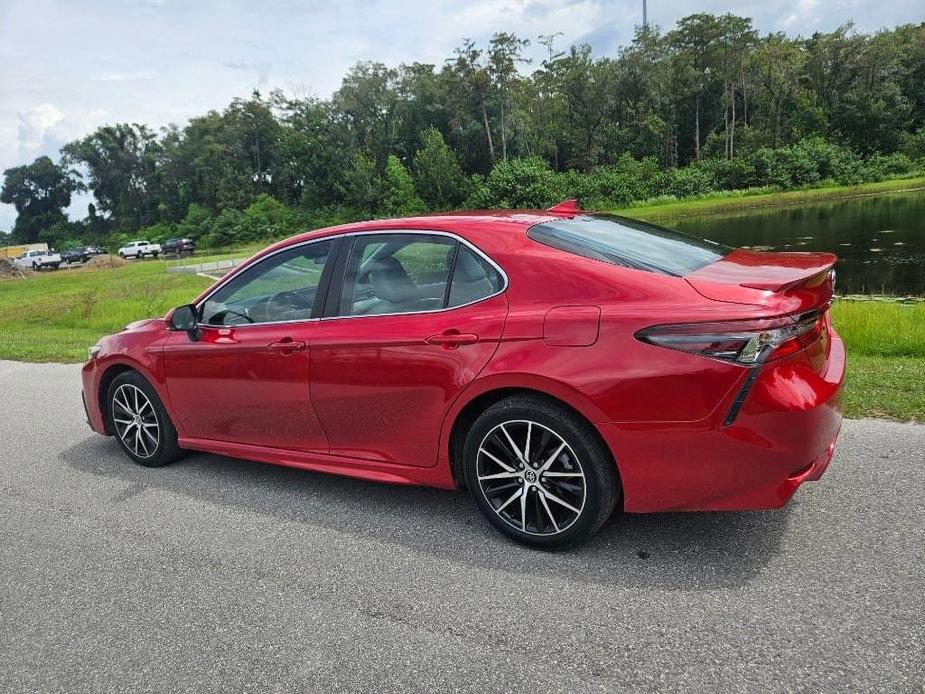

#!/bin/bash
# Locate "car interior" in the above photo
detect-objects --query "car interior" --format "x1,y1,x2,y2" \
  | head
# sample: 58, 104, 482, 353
199, 235, 502, 326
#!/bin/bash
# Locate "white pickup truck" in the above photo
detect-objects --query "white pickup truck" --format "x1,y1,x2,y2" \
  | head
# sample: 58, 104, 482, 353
118, 240, 162, 259
15, 248, 62, 270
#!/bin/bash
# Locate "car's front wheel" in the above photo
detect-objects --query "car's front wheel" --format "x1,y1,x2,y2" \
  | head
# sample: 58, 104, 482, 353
106, 371, 183, 467
463, 395, 619, 549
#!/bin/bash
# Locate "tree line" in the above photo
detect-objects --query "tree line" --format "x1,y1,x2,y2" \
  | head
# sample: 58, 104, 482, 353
2, 14, 924, 249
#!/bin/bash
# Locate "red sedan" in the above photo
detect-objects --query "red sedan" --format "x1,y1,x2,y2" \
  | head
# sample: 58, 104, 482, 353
81, 201, 845, 548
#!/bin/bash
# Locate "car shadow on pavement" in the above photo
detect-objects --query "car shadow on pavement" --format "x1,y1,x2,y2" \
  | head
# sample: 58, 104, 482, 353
62, 436, 793, 590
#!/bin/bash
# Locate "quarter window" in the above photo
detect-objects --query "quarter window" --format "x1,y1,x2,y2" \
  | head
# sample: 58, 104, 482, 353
200, 240, 333, 325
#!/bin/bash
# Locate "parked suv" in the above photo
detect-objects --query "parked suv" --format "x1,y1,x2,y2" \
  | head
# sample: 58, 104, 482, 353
118, 240, 161, 259
15, 248, 61, 270
61, 248, 90, 265
163, 238, 196, 255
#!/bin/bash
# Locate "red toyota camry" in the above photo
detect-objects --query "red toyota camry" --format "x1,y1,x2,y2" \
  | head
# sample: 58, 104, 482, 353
81, 201, 845, 548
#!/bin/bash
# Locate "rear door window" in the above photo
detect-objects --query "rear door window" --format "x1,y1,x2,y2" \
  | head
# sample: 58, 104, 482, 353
527, 214, 729, 276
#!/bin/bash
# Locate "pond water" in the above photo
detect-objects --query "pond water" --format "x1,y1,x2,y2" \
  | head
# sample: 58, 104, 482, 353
666, 190, 925, 296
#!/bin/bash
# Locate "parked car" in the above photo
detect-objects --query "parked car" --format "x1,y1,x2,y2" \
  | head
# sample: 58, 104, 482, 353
83, 246, 107, 257
118, 240, 161, 259
163, 237, 196, 255
81, 201, 845, 548
61, 248, 90, 265
15, 248, 61, 270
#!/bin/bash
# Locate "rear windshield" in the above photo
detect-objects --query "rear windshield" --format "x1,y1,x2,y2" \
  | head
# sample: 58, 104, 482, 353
527, 214, 729, 276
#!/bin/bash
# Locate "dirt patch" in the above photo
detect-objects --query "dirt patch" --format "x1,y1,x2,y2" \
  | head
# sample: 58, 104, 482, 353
82, 255, 128, 270
0, 257, 31, 279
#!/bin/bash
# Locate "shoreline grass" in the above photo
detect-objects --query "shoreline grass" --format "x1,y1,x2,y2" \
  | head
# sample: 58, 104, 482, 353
613, 175, 925, 221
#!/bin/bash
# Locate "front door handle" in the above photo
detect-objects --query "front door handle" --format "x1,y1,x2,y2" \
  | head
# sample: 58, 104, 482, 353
425, 332, 479, 348
268, 339, 306, 352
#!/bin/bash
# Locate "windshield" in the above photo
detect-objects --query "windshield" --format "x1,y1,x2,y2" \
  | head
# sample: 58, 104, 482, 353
527, 214, 729, 276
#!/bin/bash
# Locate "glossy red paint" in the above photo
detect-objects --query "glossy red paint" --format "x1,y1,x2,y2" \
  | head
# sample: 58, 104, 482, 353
81, 208, 845, 512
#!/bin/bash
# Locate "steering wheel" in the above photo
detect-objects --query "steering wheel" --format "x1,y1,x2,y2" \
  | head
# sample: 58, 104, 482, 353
269, 290, 313, 312
209, 308, 253, 325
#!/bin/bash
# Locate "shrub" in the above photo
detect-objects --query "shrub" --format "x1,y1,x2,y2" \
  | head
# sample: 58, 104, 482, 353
381, 155, 425, 217
665, 166, 715, 197
234, 194, 293, 242
413, 128, 469, 209
469, 157, 563, 209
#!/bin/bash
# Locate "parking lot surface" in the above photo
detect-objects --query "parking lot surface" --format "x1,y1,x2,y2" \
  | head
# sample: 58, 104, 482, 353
1, 360, 922, 692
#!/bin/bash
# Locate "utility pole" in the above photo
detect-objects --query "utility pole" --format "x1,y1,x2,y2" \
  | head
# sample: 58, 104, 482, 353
642, 0, 647, 28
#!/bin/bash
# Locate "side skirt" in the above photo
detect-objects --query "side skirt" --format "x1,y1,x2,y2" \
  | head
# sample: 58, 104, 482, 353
177, 437, 456, 490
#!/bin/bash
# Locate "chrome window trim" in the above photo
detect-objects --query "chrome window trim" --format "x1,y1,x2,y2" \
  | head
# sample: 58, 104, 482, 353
194, 229, 509, 329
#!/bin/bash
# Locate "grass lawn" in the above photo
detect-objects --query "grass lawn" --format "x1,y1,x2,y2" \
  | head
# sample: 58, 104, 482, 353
0, 259, 922, 421
831, 300, 925, 421
614, 176, 925, 221
0, 261, 211, 362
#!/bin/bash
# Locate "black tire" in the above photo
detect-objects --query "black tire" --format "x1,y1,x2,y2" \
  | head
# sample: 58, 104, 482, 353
119, 252, 125, 259
31, 262, 38, 270
152, 252, 159, 258
463, 395, 620, 549
106, 371, 183, 467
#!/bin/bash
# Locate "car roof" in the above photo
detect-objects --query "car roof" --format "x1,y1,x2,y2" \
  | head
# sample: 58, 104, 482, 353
261, 209, 570, 256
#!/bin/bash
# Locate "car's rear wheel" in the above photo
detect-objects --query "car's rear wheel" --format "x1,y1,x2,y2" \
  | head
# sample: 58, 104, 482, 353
463, 395, 619, 549
106, 371, 183, 467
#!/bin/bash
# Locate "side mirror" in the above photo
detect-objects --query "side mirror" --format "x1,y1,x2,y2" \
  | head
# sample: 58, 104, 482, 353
169, 304, 201, 341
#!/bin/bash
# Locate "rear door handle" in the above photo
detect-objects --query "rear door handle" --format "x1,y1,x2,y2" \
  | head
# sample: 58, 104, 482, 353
268, 339, 306, 352
425, 332, 479, 347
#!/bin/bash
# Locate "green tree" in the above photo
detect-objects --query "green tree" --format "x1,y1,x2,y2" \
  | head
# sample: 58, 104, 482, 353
1, 156, 78, 243
62, 123, 162, 230
412, 128, 468, 209
381, 155, 425, 216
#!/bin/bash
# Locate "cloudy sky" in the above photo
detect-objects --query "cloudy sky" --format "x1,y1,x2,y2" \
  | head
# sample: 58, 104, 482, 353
1, 0, 922, 231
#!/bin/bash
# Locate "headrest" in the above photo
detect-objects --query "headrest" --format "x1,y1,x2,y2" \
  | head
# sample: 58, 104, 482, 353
369, 256, 416, 304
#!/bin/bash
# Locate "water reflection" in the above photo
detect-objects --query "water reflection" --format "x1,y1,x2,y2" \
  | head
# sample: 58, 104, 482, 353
667, 190, 925, 295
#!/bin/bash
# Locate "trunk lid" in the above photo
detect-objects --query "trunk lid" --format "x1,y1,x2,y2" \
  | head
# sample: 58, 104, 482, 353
685, 249, 836, 313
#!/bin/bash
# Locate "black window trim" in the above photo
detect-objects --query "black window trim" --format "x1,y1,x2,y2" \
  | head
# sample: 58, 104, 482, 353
193, 229, 508, 328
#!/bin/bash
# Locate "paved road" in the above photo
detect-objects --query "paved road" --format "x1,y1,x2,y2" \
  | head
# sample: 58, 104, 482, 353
1, 360, 922, 693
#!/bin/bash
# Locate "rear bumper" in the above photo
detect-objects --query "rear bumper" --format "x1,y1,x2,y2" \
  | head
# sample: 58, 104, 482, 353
606, 334, 846, 513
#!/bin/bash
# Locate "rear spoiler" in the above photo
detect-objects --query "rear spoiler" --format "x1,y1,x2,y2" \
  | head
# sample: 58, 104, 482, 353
741, 267, 835, 293
685, 250, 837, 312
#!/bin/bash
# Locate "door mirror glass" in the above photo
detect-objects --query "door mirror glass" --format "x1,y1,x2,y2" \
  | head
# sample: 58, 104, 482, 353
170, 304, 198, 331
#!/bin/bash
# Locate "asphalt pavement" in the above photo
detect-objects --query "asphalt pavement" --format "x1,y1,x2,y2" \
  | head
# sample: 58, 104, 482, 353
1, 359, 922, 693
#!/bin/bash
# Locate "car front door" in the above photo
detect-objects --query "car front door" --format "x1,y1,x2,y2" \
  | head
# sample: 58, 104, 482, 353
162, 237, 339, 453
309, 231, 508, 467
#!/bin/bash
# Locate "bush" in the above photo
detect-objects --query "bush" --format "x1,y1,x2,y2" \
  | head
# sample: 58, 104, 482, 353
234, 194, 293, 242
413, 128, 469, 209
381, 155, 425, 216
665, 166, 715, 197
865, 153, 915, 179
586, 154, 666, 206
467, 157, 563, 209
900, 129, 925, 162
199, 208, 243, 248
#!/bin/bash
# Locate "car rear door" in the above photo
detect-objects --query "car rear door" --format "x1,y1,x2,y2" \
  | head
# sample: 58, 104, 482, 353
162, 237, 340, 453
308, 231, 508, 468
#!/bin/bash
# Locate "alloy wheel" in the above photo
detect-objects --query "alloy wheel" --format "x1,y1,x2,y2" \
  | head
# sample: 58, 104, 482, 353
111, 384, 160, 459
476, 419, 587, 536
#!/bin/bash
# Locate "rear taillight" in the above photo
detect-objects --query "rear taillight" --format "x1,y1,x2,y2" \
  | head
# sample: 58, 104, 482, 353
637, 311, 823, 366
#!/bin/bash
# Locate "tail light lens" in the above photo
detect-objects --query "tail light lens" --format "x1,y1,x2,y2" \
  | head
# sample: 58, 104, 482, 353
637, 311, 824, 366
